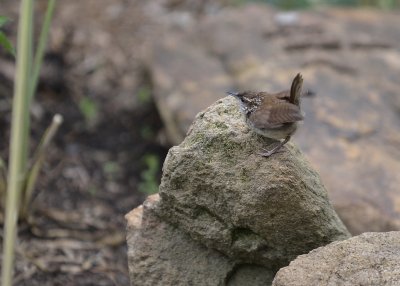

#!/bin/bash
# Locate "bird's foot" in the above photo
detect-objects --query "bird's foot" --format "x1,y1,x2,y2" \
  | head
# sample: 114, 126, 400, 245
258, 147, 285, 157
258, 136, 291, 158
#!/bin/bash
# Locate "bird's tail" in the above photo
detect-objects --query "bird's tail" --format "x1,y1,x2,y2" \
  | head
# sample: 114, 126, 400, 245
289, 73, 303, 105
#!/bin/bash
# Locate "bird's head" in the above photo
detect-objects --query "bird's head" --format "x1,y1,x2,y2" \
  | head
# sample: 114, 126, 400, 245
227, 91, 259, 115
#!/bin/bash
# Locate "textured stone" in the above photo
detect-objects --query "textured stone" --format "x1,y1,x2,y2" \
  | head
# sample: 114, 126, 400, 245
126, 96, 350, 285
146, 4, 400, 235
272, 232, 400, 286
157, 96, 350, 272
126, 194, 274, 286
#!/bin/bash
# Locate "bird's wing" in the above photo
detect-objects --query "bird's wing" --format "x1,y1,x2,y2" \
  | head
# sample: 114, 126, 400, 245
274, 90, 290, 100
250, 101, 304, 129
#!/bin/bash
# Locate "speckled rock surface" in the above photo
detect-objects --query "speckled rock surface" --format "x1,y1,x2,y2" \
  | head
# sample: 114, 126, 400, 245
126, 96, 350, 285
272, 232, 400, 286
157, 96, 350, 271
126, 194, 275, 286
146, 4, 400, 234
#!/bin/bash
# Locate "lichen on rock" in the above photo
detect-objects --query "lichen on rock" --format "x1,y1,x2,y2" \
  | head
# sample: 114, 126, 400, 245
272, 232, 400, 286
156, 96, 350, 271
126, 96, 351, 285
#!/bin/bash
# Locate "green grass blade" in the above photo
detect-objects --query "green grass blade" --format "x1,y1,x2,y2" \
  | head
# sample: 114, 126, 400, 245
20, 114, 63, 219
1, 0, 34, 285
0, 16, 10, 27
0, 31, 15, 56
0, 157, 7, 210
29, 0, 57, 101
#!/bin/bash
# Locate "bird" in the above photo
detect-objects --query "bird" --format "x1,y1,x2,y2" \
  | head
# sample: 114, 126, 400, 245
228, 73, 305, 157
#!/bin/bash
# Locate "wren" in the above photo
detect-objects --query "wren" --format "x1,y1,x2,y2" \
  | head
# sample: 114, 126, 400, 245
228, 73, 305, 157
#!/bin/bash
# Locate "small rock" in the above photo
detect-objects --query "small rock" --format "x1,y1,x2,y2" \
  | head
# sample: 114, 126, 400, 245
272, 232, 400, 286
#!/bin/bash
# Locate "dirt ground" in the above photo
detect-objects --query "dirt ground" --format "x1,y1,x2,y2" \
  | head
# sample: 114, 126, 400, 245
0, 0, 177, 285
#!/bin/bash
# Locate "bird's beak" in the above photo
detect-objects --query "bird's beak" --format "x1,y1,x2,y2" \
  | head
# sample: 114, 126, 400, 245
227, 91, 239, 97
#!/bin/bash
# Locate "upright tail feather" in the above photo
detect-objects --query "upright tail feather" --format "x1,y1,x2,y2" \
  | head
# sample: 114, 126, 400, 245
289, 73, 303, 105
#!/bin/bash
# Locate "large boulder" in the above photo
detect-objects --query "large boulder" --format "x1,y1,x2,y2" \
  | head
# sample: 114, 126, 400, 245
145, 3, 400, 235
157, 96, 350, 270
272, 232, 400, 286
126, 96, 350, 285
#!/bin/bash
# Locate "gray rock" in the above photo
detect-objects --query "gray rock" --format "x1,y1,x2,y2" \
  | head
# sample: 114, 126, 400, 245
126, 96, 350, 285
146, 3, 400, 235
157, 96, 350, 272
272, 232, 400, 286
126, 194, 275, 286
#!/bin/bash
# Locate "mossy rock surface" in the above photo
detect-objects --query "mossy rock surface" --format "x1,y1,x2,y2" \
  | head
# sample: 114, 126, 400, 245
158, 96, 350, 271
273, 232, 400, 286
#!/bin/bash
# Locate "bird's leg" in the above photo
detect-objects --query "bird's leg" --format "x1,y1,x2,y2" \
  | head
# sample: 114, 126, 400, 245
259, 135, 291, 157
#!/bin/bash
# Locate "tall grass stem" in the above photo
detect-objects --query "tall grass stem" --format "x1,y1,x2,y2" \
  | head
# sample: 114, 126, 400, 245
21, 114, 63, 218
1, 0, 34, 285
29, 0, 57, 101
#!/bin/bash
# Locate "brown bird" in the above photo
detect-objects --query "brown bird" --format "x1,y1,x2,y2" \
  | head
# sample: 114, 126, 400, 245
228, 73, 305, 157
